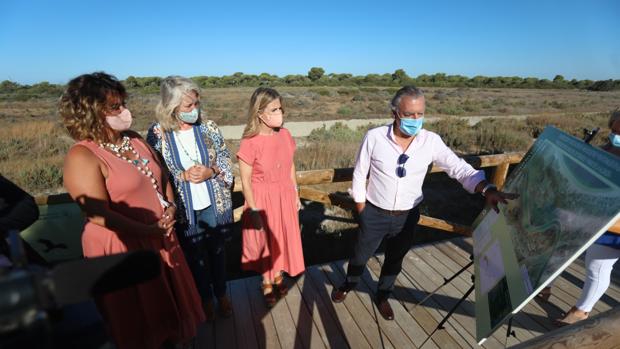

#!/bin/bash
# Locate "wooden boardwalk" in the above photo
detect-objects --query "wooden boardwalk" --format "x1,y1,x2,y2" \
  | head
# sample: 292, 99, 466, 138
195, 237, 620, 349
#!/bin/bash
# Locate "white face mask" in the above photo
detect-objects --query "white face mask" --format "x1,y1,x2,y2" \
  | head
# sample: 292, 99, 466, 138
178, 108, 199, 124
105, 108, 132, 131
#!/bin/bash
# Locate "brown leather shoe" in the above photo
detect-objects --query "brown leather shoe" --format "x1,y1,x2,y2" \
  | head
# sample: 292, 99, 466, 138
218, 295, 233, 318
331, 284, 352, 303
375, 298, 394, 320
203, 300, 215, 322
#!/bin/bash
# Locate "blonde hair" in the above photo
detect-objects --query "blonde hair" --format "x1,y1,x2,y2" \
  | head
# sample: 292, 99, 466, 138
58, 72, 127, 144
155, 76, 201, 131
242, 87, 284, 138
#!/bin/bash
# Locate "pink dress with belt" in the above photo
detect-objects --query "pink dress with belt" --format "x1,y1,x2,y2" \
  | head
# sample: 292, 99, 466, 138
76, 137, 204, 349
237, 128, 305, 280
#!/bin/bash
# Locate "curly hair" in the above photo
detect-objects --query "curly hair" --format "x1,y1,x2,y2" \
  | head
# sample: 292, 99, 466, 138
242, 87, 284, 139
58, 72, 127, 144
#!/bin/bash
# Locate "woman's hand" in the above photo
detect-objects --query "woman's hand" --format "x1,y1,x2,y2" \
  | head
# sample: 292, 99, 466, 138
152, 206, 176, 236
184, 165, 215, 183
249, 210, 264, 230
295, 196, 302, 211
161, 205, 176, 224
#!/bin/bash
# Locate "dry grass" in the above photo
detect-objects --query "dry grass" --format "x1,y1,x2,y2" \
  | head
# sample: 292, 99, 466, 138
1, 86, 617, 196
0, 120, 70, 193
2, 87, 619, 128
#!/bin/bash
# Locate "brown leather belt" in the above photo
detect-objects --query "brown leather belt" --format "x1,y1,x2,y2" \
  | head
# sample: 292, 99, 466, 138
367, 201, 410, 216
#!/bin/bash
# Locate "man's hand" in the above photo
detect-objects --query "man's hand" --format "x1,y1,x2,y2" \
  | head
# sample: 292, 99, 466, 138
485, 189, 519, 213
356, 202, 366, 214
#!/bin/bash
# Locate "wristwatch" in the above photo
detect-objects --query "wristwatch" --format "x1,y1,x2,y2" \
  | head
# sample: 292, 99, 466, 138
481, 183, 497, 197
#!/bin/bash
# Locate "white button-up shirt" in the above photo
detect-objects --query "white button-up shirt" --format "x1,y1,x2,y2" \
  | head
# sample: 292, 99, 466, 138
351, 124, 485, 210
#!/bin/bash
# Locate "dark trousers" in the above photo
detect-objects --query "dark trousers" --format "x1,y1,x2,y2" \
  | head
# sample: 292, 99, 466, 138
179, 205, 227, 301
345, 202, 420, 300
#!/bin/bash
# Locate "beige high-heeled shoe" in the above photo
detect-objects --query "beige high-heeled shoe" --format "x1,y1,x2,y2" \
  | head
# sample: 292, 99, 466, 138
274, 274, 288, 297
262, 283, 276, 308
555, 306, 589, 327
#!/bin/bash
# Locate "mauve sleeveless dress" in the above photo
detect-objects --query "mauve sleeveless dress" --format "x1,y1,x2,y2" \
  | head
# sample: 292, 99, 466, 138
76, 137, 204, 349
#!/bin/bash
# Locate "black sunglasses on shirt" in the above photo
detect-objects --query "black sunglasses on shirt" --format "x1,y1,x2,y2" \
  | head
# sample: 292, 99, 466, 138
396, 153, 409, 178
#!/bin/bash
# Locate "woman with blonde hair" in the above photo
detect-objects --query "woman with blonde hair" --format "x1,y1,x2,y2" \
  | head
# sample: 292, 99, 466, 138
60, 72, 204, 349
146, 76, 234, 320
237, 87, 305, 306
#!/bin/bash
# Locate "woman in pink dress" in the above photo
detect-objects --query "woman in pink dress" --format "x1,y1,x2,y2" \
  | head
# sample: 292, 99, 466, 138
60, 72, 204, 349
237, 87, 305, 307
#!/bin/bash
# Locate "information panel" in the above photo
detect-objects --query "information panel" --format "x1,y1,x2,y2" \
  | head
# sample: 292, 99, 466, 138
474, 126, 620, 343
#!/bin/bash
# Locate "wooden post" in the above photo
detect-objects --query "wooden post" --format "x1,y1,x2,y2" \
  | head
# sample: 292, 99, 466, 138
491, 162, 510, 189
510, 307, 620, 349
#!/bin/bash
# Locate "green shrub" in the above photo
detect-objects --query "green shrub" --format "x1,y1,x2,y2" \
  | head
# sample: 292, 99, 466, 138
337, 106, 353, 116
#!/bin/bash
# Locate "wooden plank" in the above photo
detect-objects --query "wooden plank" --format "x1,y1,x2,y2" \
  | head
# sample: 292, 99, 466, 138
356, 260, 441, 349
330, 260, 419, 349
430, 242, 559, 335
214, 286, 237, 349
412, 246, 525, 346
283, 274, 327, 349
490, 162, 510, 189
244, 276, 281, 349
511, 307, 620, 349
229, 153, 525, 192
295, 268, 351, 349
416, 244, 539, 347
270, 282, 305, 349
194, 321, 214, 349
399, 249, 510, 347
449, 238, 586, 310
320, 263, 395, 348
305, 266, 372, 349
229, 279, 260, 349
365, 255, 465, 349
435, 240, 569, 328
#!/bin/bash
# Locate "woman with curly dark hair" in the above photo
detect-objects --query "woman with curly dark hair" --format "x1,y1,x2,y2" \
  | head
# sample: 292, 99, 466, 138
60, 72, 204, 349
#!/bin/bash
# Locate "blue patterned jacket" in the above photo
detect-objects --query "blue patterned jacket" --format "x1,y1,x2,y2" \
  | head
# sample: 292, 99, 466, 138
147, 120, 233, 237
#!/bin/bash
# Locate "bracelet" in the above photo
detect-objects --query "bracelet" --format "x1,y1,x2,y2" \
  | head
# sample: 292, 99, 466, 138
250, 207, 260, 212
210, 167, 219, 178
481, 183, 497, 197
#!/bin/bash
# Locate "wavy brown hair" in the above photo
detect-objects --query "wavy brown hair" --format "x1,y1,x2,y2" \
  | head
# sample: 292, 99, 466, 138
58, 72, 127, 144
242, 87, 284, 139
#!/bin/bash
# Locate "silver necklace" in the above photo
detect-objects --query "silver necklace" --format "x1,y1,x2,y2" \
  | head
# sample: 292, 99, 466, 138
176, 131, 201, 165
100, 136, 170, 208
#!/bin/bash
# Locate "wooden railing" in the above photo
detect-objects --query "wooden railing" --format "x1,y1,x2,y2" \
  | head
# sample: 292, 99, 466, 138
36, 152, 525, 236
233, 152, 525, 236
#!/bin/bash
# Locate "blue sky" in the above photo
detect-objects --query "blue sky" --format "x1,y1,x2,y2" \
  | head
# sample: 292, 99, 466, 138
1, 0, 618, 84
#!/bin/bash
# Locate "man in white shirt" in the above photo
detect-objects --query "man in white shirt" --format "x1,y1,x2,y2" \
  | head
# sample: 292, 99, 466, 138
331, 86, 516, 320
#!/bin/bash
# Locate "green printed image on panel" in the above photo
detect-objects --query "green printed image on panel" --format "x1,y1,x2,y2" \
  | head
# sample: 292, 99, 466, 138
473, 126, 620, 343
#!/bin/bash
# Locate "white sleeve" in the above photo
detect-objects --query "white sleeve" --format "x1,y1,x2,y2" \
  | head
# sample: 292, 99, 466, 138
351, 133, 372, 203
431, 134, 485, 193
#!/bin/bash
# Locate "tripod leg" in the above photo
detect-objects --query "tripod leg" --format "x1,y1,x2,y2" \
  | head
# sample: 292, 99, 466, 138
419, 284, 475, 348
413, 260, 473, 310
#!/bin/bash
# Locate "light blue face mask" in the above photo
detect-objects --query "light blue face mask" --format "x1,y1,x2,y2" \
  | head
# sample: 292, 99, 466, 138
609, 133, 620, 147
399, 117, 424, 136
178, 108, 199, 124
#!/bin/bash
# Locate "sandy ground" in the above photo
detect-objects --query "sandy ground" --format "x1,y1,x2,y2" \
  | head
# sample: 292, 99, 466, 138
217, 115, 532, 139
